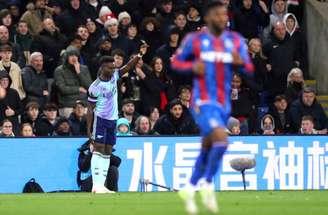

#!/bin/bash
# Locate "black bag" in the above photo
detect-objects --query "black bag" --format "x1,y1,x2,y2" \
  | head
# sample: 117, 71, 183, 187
22, 178, 44, 193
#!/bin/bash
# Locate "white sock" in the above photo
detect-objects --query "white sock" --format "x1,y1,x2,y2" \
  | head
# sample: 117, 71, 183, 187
99, 154, 111, 187
91, 152, 102, 187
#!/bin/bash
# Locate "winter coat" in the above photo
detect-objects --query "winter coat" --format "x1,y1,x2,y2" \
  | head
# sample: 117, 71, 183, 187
68, 112, 87, 136
35, 117, 56, 136
263, 34, 298, 96
289, 97, 328, 133
31, 29, 68, 78
20, 3, 53, 36
153, 112, 199, 135
269, 106, 292, 134
0, 61, 26, 99
21, 65, 48, 107
54, 48, 92, 108
116, 117, 132, 136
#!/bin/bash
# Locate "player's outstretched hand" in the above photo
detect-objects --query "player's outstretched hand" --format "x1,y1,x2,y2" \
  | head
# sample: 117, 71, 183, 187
139, 42, 149, 55
192, 60, 205, 76
232, 51, 244, 66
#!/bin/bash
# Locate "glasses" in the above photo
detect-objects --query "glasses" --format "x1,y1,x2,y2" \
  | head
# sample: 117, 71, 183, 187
3, 126, 12, 128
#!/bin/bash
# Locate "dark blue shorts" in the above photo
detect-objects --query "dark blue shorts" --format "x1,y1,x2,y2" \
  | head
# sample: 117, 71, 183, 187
92, 116, 117, 145
191, 104, 229, 136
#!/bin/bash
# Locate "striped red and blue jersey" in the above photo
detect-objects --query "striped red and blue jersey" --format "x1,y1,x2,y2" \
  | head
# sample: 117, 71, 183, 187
171, 29, 254, 112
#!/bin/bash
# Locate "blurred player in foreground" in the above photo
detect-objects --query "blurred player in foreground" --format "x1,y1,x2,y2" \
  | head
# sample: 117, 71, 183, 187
87, 43, 148, 193
171, 0, 254, 213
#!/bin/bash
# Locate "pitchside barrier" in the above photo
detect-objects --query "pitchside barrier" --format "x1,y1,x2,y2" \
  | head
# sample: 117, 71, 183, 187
0, 136, 328, 193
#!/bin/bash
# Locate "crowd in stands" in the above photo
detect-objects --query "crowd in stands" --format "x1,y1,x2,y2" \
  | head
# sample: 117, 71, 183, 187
0, 0, 327, 137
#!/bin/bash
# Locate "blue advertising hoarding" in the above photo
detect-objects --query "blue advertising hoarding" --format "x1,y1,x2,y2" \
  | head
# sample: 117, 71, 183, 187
0, 136, 327, 193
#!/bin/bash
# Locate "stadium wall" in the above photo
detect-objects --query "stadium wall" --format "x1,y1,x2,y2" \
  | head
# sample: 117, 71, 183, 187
0, 136, 327, 193
306, 0, 328, 94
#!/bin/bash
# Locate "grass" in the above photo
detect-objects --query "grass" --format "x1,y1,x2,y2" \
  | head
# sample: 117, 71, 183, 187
0, 190, 327, 215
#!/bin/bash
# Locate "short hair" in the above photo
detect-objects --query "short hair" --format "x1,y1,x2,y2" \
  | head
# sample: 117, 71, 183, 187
203, 0, 225, 15
0, 44, 12, 52
174, 10, 186, 19
303, 86, 316, 94
30, 52, 43, 62
44, 103, 58, 111
25, 101, 40, 110
178, 85, 192, 95
111, 48, 125, 58
0, 9, 10, 19
274, 95, 287, 103
99, 56, 115, 65
302, 115, 314, 123
1, 118, 12, 126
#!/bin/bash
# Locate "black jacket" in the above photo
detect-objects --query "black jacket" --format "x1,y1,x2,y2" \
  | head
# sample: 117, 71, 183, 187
21, 65, 48, 107
154, 112, 199, 135
35, 117, 56, 136
263, 34, 299, 96
234, 5, 269, 40
289, 97, 328, 133
31, 30, 68, 77
68, 112, 87, 136
269, 106, 292, 134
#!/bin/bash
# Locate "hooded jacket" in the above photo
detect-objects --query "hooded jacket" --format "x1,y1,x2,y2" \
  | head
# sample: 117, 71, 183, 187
54, 47, 92, 108
0, 60, 26, 99
116, 118, 132, 136
20, 3, 53, 36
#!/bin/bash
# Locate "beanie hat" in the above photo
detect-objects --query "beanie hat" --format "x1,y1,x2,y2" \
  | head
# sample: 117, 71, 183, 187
104, 18, 119, 28
118, 11, 131, 23
99, 6, 112, 18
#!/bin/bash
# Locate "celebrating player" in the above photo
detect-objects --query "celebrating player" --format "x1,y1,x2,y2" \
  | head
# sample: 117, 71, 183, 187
87, 44, 148, 193
171, 1, 254, 214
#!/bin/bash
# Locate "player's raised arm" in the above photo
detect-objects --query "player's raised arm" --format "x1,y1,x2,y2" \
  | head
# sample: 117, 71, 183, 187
171, 34, 195, 72
119, 43, 149, 76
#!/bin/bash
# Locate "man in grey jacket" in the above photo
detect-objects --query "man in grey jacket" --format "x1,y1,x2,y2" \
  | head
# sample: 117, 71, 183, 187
54, 47, 92, 118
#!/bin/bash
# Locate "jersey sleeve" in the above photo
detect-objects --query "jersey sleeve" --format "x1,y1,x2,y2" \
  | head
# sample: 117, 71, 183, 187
237, 35, 254, 75
88, 85, 99, 103
171, 33, 195, 72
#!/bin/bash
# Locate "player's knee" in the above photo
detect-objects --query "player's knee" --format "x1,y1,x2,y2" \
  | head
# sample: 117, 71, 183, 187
210, 127, 227, 143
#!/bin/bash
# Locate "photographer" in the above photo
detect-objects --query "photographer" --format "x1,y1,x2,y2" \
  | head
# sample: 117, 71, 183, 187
77, 140, 121, 192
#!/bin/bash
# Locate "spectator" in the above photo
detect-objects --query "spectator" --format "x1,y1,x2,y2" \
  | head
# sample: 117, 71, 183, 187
289, 87, 328, 134
77, 25, 96, 69
156, 0, 174, 38
260, 114, 275, 135
148, 106, 160, 130
300, 115, 317, 135
116, 117, 132, 136
126, 23, 142, 55
230, 73, 256, 134
154, 99, 199, 135
283, 13, 308, 77
21, 123, 35, 137
132, 115, 158, 135
186, 4, 203, 32
0, 119, 15, 137
135, 56, 175, 114
119, 99, 139, 131
234, 0, 270, 40
139, 17, 161, 63
31, 18, 68, 78
95, 6, 113, 27
54, 47, 92, 118
35, 102, 58, 136
0, 44, 25, 99
269, 95, 292, 134
284, 67, 304, 104
20, 0, 53, 36
85, 0, 104, 20
53, 117, 73, 136
68, 100, 87, 136
56, 0, 89, 37
177, 85, 192, 109
227, 117, 241, 135
107, 0, 131, 18
173, 11, 190, 40
21, 101, 41, 134
21, 52, 48, 107
118, 11, 131, 36
0, 69, 22, 134
0, 9, 16, 42
263, 21, 299, 100
8, 3, 21, 26
13, 20, 33, 64
248, 38, 268, 95
112, 49, 125, 69
90, 36, 112, 79
85, 18, 103, 52
0, 25, 25, 68
263, 0, 288, 42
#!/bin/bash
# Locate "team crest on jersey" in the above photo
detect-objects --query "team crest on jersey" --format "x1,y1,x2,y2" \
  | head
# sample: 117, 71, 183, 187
202, 39, 210, 48
224, 39, 233, 49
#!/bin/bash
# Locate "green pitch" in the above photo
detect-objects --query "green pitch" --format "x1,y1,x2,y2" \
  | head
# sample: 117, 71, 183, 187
0, 191, 327, 215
